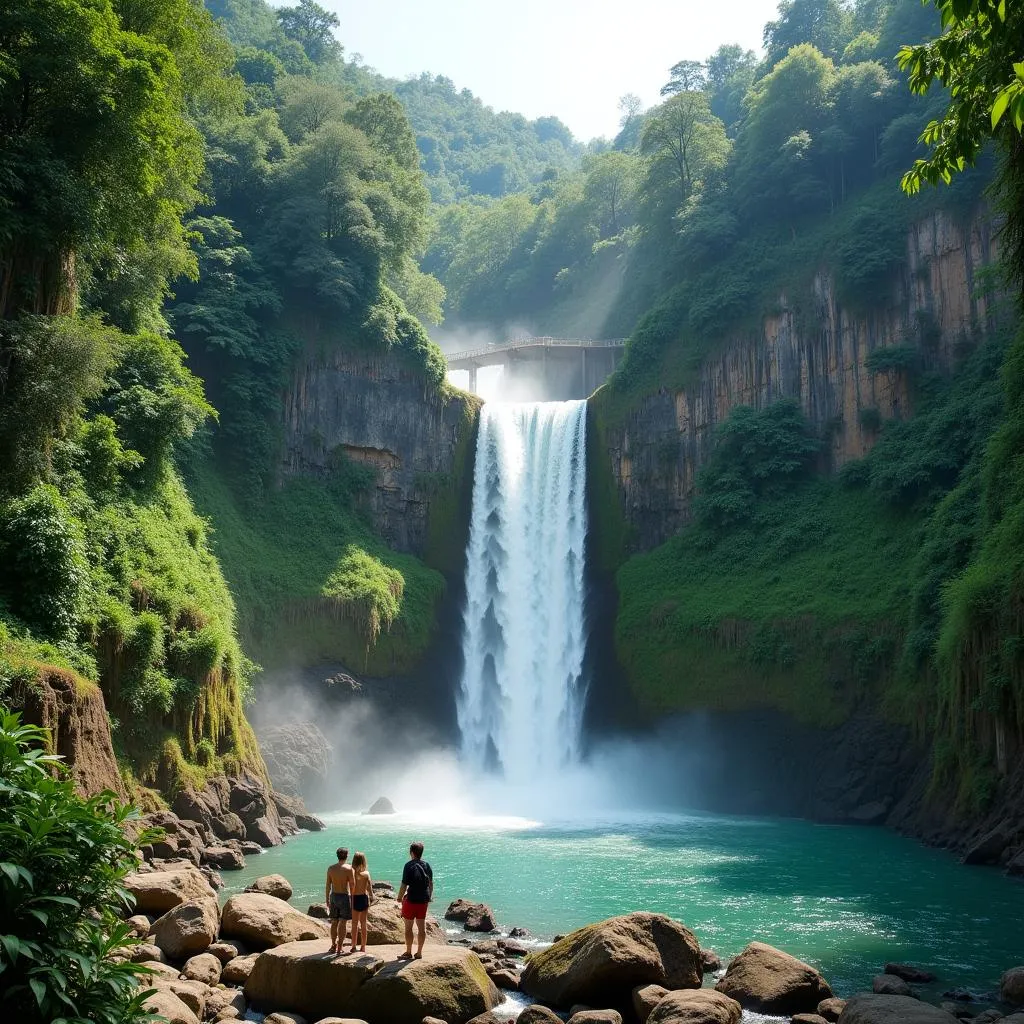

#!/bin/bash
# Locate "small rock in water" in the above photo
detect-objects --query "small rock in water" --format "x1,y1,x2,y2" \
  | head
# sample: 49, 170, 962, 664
365, 796, 395, 815
943, 988, 975, 1002
792, 1015, 830, 1024
700, 948, 723, 973
873, 974, 916, 997
509, 926, 531, 939
885, 962, 937, 983
1004, 966, 1024, 1006
817, 997, 847, 1021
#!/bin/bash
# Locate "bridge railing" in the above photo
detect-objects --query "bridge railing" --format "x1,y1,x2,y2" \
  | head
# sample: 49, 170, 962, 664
445, 337, 626, 364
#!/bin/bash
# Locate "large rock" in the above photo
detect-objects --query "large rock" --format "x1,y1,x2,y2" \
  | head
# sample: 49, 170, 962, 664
245, 939, 499, 1024
818, 997, 848, 1021
142, 989, 200, 1024
209, 938, 247, 962
182, 951, 221, 985
519, 913, 702, 1008
258, 721, 332, 800
126, 868, 217, 914
568, 1012, 622, 1024
205, 986, 246, 1019
246, 874, 294, 900
203, 845, 245, 870
367, 796, 396, 814
715, 942, 832, 1015
519, 1008, 563, 1024
837, 994, 960, 1022
222, 952, 260, 984
465, 906, 497, 933
647, 990, 742, 1024
153, 978, 207, 1017
872, 974, 914, 997
1003, 967, 1024, 1006
221, 892, 329, 948
149, 898, 220, 959
885, 963, 936, 983
365, 898, 446, 946
633, 984, 669, 1023
211, 811, 248, 841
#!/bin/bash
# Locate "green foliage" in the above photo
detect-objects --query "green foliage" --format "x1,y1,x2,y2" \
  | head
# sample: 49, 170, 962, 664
693, 400, 821, 528
0, 711, 154, 1024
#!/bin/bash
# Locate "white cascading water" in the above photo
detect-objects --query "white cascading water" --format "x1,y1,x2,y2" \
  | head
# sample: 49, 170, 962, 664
457, 401, 589, 775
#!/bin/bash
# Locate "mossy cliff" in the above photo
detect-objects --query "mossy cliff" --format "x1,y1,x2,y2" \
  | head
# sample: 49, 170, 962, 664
588, 199, 1019, 819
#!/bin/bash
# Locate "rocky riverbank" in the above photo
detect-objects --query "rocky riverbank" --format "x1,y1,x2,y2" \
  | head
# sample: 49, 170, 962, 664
119, 860, 1024, 1024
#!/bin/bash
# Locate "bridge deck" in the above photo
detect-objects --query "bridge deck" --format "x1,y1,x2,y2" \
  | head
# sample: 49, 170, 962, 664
446, 337, 624, 369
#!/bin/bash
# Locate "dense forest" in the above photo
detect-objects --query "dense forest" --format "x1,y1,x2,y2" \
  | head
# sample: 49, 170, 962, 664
1, 0, 1023, 815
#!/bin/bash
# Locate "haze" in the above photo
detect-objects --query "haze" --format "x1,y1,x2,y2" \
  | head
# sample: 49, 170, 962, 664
325, 0, 782, 140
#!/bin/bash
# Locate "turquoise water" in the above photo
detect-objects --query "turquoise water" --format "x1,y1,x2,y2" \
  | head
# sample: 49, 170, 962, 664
221, 809, 1024, 1000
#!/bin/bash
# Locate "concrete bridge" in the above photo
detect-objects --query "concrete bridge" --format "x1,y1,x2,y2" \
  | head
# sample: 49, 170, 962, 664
445, 337, 625, 399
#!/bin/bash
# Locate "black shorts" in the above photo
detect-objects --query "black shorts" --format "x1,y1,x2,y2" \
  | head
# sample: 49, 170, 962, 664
330, 892, 351, 920
353, 894, 369, 912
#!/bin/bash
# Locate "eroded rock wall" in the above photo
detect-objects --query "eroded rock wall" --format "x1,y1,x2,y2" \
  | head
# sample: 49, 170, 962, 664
600, 209, 997, 551
282, 348, 479, 566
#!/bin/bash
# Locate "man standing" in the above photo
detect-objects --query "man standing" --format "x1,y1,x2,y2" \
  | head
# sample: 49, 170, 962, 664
326, 847, 354, 954
396, 840, 433, 960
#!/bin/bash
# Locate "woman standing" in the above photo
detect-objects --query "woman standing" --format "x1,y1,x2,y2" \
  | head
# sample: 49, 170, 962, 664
350, 852, 373, 952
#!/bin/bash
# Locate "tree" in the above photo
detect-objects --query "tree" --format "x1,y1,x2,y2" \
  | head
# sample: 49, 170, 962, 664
898, 0, 1024, 196
276, 0, 340, 65
705, 45, 758, 131
0, 710, 154, 1024
762, 0, 851, 66
640, 93, 730, 211
583, 152, 641, 236
615, 93, 645, 151
661, 59, 708, 96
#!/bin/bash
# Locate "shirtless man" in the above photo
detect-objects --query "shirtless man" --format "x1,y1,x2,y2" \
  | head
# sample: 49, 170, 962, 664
326, 847, 354, 954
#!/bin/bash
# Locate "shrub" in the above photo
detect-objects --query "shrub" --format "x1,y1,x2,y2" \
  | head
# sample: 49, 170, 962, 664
0, 709, 154, 1024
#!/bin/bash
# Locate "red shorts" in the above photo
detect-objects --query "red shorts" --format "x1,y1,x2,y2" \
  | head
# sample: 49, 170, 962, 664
400, 899, 428, 920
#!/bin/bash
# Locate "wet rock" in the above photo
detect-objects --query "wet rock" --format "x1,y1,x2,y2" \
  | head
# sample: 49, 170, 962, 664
1003, 967, 1024, 1006
220, 892, 329, 949
202, 846, 245, 871
182, 952, 221, 985
367, 796, 396, 815
263, 1012, 308, 1024
701, 949, 723, 973
846, 801, 890, 825
211, 812, 248, 842
126, 867, 217, 914
245, 874, 294, 901
487, 967, 519, 990
838, 994, 960, 1022
518, 1007, 562, 1024
498, 938, 528, 957
150, 898, 220, 960
240, 841, 264, 855
568, 1011, 622, 1024
221, 951, 261, 985
465, 907, 497, 933
647, 989, 742, 1024
873, 975, 915, 997
818, 997, 847, 1021
519, 912, 702, 1008
509, 927, 531, 939
633, 983, 669, 1023
963, 826, 1010, 866
942, 989, 975, 1002
715, 942, 833, 1016
308, 903, 329, 919
885, 963, 936, 983
792, 1016, 830, 1024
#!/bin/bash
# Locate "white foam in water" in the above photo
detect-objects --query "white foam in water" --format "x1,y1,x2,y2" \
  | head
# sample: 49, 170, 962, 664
457, 401, 589, 777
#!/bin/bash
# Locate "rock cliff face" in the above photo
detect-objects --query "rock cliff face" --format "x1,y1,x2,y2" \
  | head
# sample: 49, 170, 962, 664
17, 671, 127, 800
598, 209, 998, 551
281, 348, 479, 568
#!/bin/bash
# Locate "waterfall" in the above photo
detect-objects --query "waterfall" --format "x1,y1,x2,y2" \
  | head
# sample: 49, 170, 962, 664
456, 401, 589, 775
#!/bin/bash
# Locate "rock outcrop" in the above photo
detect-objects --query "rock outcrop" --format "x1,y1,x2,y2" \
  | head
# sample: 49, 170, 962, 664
647, 989, 742, 1024
519, 912, 702, 1008
257, 721, 333, 800
282, 344, 480, 563
221, 893, 330, 948
837, 994, 960, 1022
244, 939, 499, 1024
714, 942, 833, 1015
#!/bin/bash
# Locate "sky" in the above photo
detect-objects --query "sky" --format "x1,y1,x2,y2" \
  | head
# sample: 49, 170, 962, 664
324, 0, 783, 141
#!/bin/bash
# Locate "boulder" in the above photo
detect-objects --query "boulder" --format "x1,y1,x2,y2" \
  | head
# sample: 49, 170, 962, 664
143, 989, 200, 1024
792, 1016, 829, 1024
129, 942, 166, 963
633, 983, 669, 1023
208, 939, 246, 962
221, 952, 261, 985
182, 951, 221, 985
885, 964, 936, 983
519, 912, 702, 1008
128, 914, 152, 937
264, 1014, 309, 1024
150, 898, 220, 960
205, 986, 246, 1018
962, 826, 1009, 866
509, 927, 531, 939
715, 942, 832, 1015
203, 845, 246, 871
126, 868, 217, 914
257, 721, 332, 800
818, 997, 848, 1021
240, 840, 264, 855
487, 967, 519, 990
647, 990, 742, 1024
248, 814, 284, 847
221, 892, 329, 948
138, 959, 180, 979
308, 903, 329, 919
465, 907, 497, 933
308, 1019, 370, 1024
1003, 967, 1024, 1006
446, 900, 477, 921
518, 1007, 563, 1024
367, 796, 396, 814
837, 994, 960, 1022
700, 949, 722, 973
245, 939, 499, 1024
366, 897, 447, 946
568, 1012, 622, 1024
211, 812, 248, 842
246, 873, 294, 900
498, 939, 528, 957
153, 978, 207, 1017
873, 975, 914, 997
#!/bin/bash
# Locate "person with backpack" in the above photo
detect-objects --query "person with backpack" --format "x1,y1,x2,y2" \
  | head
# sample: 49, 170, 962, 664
396, 840, 433, 960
